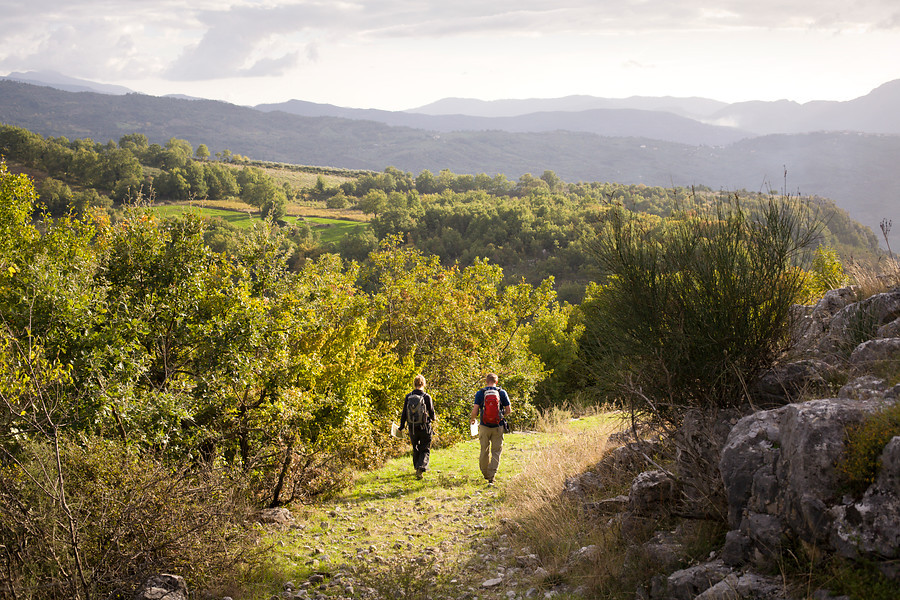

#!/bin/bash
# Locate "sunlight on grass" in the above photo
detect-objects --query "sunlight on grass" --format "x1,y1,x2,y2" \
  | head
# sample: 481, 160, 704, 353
247, 417, 618, 599
148, 203, 372, 243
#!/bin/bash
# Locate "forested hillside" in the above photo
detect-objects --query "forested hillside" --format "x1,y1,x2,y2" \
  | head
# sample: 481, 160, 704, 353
2, 79, 899, 250
0, 122, 882, 302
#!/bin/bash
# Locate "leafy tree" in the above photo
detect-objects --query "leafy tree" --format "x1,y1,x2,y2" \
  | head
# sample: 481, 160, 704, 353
360, 239, 552, 432
239, 172, 286, 219
515, 173, 551, 197
195, 143, 210, 161
0, 125, 45, 166
525, 301, 584, 408
203, 163, 241, 199
159, 138, 193, 170
0, 160, 39, 266
118, 132, 149, 155
415, 169, 439, 194
38, 177, 74, 215
326, 191, 348, 209
357, 189, 387, 218
540, 170, 564, 192
152, 169, 190, 200
70, 148, 101, 188
98, 147, 143, 190
183, 161, 209, 199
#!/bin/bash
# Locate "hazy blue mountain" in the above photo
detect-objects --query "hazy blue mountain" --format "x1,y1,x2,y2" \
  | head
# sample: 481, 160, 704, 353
405, 95, 730, 119
255, 99, 751, 146
1, 70, 133, 95
258, 81, 900, 142
709, 80, 900, 135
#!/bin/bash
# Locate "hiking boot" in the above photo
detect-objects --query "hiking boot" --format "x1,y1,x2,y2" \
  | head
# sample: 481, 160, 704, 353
487, 478, 494, 486
415, 468, 424, 480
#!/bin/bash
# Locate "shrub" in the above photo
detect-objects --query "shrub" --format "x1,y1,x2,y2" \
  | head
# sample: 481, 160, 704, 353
579, 196, 819, 422
0, 437, 263, 600
800, 244, 848, 303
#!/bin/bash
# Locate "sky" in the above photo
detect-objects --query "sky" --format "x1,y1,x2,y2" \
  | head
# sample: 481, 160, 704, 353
1, 0, 900, 111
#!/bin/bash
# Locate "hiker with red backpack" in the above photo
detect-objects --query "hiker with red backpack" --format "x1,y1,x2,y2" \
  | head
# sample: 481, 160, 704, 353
469, 373, 511, 485
398, 374, 436, 479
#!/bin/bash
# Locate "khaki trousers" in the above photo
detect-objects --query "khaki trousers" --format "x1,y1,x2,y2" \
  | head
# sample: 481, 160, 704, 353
478, 424, 504, 480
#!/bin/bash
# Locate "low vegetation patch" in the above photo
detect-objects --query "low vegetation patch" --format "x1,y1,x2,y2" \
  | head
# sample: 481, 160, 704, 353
837, 402, 900, 496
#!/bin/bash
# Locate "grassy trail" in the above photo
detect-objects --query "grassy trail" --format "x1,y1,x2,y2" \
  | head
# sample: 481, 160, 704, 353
252, 415, 619, 600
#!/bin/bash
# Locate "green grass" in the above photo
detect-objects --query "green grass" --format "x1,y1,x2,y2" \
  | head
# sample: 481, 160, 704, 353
301, 216, 369, 244
149, 205, 371, 242
151, 204, 259, 228
238, 417, 614, 599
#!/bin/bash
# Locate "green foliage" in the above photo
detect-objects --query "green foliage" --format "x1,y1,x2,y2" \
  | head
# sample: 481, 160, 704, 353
359, 238, 553, 434
837, 402, 900, 496
802, 244, 848, 302
0, 160, 39, 261
579, 197, 818, 419
525, 302, 584, 409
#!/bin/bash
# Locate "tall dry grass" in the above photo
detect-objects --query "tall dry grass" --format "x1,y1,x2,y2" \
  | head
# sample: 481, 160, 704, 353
845, 258, 900, 300
500, 414, 643, 594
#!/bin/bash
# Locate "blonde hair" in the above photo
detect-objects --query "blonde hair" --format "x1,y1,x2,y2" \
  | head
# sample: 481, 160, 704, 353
413, 374, 426, 388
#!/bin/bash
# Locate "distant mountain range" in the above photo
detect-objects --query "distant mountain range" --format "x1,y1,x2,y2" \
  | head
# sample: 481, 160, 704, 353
1, 72, 899, 249
255, 80, 900, 143
3, 71, 134, 96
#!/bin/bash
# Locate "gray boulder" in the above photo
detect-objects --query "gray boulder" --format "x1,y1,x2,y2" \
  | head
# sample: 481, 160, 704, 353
790, 287, 858, 356
256, 507, 293, 525
601, 440, 662, 475
562, 469, 605, 500
133, 574, 188, 600
838, 375, 889, 400
876, 317, 900, 338
849, 337, 900, 370
818, 289, 900, 357
720, 396, 894, 566
829, 436, 900, 561
629, 470, 678, 516
652, 560, 733, 600
693, 572, 788, 600
753, 359, 839, 404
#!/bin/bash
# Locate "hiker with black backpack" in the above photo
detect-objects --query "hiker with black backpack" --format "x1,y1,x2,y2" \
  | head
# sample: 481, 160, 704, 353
397, 374, 436, 479
469, 373, 511, 485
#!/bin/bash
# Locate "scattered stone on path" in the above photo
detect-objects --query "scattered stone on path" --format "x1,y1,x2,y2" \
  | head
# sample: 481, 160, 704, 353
482, 577, 504, 587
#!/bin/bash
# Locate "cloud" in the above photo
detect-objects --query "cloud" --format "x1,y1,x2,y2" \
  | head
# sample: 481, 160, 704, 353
2, 0, 899, 85
164, 4, 337, 80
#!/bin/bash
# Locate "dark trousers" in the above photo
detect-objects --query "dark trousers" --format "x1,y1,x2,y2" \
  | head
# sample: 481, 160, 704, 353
409, 424, 432, 471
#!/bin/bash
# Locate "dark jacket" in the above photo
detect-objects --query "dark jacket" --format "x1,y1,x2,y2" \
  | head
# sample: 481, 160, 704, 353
399, 389, 435, 430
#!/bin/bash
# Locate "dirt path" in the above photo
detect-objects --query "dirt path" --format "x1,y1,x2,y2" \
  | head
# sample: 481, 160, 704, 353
261, 430, 572, 600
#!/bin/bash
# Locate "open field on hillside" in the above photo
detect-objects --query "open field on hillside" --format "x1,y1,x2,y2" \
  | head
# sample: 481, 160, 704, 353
223, 162, 360, 190
152, 201, 370, 242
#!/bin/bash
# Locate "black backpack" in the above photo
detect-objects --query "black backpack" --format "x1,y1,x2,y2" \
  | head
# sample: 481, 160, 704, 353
407, 392, 427, 427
